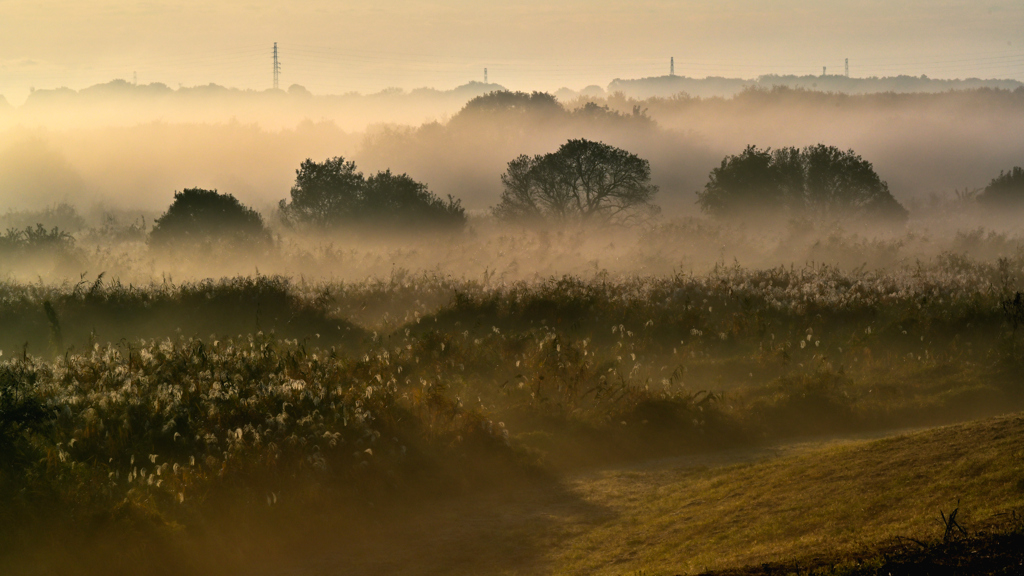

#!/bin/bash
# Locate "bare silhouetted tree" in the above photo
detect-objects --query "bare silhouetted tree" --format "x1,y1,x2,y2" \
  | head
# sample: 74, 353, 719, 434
493, 139, 659, 225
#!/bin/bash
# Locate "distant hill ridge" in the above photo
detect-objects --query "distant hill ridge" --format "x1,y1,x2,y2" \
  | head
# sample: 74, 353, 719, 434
11, 73, 1024, 109
602, 73, 1024, 99
17, 79, 509, 108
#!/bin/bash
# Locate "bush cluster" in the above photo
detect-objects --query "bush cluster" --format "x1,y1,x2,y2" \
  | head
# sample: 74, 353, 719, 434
278, 158, 466, 232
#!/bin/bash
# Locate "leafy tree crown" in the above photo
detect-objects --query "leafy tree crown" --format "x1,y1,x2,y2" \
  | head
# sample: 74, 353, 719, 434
280, 157, 363, 228
697, 144, 908, 222
456, 90, 564, 118
279, 157, 466, 231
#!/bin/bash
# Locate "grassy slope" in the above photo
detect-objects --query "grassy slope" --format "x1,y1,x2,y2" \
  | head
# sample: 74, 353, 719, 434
545, 413, 1024, 575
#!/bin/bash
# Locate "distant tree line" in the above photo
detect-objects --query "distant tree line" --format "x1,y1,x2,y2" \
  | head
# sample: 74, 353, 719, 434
605, 74, 1024, 100
146, 161, 465, 248
143, 141, 1004, 246
114, 90, 1024, 245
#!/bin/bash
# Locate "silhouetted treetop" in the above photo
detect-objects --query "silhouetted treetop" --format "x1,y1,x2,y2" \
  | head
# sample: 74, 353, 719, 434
697, 144, 908, 222
362, 170, 465, 229
493, 139, 659, 226
571, 101, 654, 126
279, 157, 465, 231
977, 166, 1024, 208
455, 90, 565, 119
697, 146, 800, 216
150, 188, 270, 247
280, 157, 363, 228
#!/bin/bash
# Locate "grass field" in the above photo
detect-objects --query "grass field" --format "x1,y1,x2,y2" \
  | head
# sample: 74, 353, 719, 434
1, 250, 1023, 575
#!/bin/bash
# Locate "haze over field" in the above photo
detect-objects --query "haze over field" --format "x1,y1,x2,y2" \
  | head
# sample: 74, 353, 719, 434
0, 1, 1020, 220
4, 3, 1024, 576
1, 85, 1022, 223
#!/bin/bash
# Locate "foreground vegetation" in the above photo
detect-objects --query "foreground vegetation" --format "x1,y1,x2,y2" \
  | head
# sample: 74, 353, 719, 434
5, 403, 1023, 575
0, 248, 1023, 572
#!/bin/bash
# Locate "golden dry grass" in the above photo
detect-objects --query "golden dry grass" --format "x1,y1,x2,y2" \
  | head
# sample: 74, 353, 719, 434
543, 413, 1024, 575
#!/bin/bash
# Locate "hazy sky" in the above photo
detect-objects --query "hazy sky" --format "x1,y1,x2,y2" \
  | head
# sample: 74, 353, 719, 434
1, 0, 1022, 104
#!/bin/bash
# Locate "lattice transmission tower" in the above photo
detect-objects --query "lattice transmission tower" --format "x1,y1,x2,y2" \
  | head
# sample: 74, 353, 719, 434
273, 42, 281, 89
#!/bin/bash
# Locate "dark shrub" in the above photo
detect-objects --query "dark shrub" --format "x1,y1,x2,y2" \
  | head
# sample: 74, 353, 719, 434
279, 158, 466, 232
150, 188, 271, 248
978, 166, 1024, 208
698, 144, 908, 222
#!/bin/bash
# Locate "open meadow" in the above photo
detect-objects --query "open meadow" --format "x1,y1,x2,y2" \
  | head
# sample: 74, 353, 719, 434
2, 84, 1024, 574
